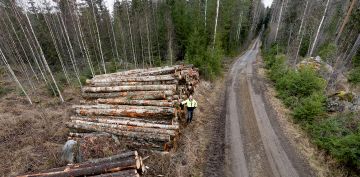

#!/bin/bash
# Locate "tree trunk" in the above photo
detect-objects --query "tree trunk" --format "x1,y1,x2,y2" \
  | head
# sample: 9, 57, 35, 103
309, 0, 331, 56
91, 169, 139, 177
213, 0, 220, 49
336, 0, 357, 43
73, 105, 174, 118
275, 0, 284, 41
82, 85, 176, 93
71, 116, 178, 130
67, 122, 171, 142
89, 74, 176, 83
86, 80, 178, 87
81, 90, 175, 99
68, 119, 177, 136
82, 99, 173, 107
0, 47, 32, 104
19, 158, 140, 177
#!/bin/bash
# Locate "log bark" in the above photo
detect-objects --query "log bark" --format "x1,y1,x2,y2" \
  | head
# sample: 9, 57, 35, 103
67, 122, 171, 142
73, 105, 174, 118
87, 80, 178, 87
68, 120, 177, 136
91, 169, 139, 177
18, 158, 140, 177
72, 116, 172, 125
89, 74, 176, 83
71, 116, 179, 130
83, 99, 173, 107
93, 65, 182, 79
82, 85, 176, 93
81, 90, 175, 99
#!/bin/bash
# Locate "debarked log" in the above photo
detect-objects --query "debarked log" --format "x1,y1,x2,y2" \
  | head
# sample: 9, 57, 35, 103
82, 85, 176, 93
81, 90, 175, 99
73, 105, 175, 118
67, 122, 171, 142
68, 120, 177, 136
70, 116, 179, 130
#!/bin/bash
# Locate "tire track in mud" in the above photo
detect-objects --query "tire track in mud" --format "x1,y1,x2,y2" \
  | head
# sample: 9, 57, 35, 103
204, 40, 314, 177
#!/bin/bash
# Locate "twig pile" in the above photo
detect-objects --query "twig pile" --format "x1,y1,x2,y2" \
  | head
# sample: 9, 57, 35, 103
67, 65, 200, 151
18, 151, 144, 177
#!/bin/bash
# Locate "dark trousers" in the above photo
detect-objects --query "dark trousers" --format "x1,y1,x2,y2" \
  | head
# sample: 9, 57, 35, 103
187, 109, 194, 123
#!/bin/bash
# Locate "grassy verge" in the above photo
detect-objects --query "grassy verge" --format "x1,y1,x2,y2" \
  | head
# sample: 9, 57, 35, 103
262, 45, 360, 175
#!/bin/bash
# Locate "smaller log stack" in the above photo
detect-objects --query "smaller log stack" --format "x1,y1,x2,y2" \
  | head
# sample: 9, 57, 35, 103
18, 151, 144, 177
67, 65, 200, 151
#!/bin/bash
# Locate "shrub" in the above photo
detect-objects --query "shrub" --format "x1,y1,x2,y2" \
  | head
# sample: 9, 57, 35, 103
308, 113, 360, 169
46, 83, 63, 97
349, 67, 360, 84
292, 93, 326, 123
268, 55, 288, 82
0, 86, 11, 97
276, 67, 326, 99
318, 43, 337, 61
330, 133, 360, 169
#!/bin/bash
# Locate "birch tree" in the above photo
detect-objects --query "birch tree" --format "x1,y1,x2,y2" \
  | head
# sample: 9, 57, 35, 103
309, 0, 331, 57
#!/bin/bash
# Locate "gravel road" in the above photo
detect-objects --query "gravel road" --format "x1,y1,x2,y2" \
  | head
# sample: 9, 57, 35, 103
205, 39, 314, 177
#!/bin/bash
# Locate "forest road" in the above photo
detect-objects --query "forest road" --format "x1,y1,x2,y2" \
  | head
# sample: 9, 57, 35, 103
223, 39, 313, 177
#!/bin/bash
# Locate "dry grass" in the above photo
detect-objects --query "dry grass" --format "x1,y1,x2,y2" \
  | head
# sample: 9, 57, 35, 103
0, 80, 81, 176
255, 54, 346, 177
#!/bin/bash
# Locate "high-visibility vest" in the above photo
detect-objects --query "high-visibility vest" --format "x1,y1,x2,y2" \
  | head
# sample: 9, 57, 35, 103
182, 99, 197, 108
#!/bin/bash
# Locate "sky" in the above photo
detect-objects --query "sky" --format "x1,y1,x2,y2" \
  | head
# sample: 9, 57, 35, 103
28, 0, 273, 14
262, 0, 273, 7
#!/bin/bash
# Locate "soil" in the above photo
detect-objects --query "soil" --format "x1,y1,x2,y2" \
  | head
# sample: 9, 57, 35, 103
203, 40, 315, 177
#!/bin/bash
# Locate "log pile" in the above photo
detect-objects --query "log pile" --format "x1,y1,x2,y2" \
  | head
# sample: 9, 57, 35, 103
67, 65, 199, 151
18, 151, 144, 177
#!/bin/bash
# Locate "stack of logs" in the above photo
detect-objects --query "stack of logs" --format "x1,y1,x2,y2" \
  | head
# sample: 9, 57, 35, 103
18, 151, 144, 177
67, 65, 200, 151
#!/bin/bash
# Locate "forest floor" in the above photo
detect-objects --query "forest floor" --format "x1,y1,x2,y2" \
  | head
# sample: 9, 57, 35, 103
0, 75, 81, 176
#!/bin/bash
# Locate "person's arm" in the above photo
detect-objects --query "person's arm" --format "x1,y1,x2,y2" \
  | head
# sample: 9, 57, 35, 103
181, 100, 187, 105
194, 100, 198, 108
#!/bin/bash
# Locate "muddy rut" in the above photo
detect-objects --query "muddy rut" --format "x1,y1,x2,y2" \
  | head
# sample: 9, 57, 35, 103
204, 40, 314, 177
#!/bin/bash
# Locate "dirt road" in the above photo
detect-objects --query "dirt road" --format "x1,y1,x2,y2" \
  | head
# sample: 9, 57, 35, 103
219, 40, 313, 177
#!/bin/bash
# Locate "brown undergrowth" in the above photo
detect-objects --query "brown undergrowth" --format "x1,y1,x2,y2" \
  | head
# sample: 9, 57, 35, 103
0, 77, 80, 176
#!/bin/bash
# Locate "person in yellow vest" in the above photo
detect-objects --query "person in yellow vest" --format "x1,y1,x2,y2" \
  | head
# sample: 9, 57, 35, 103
181, 95, 198, 123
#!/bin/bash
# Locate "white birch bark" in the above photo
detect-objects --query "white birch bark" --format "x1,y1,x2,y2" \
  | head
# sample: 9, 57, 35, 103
213, 0, 220, 49
0, 47, 32, 104
24, 12, 64, 102
309, 0, 331, 56
204, 0, 208, 28
275, 0, 284, 41
125, 0, 137, 68
57, 13, 82, 87
90, 0, 106, 73
43, 14, 71, 85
